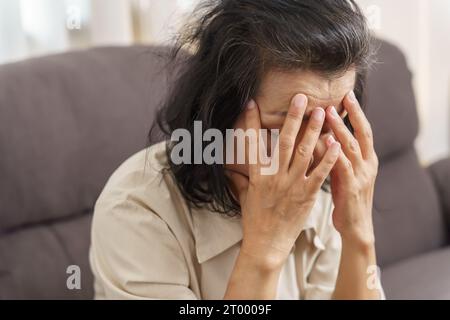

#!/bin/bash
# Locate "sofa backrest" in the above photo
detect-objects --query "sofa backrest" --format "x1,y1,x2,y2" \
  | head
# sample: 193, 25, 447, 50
365, 40, 447, 266
0, 46, 173, 299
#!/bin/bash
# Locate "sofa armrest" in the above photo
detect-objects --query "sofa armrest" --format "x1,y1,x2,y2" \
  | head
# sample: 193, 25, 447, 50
428, 157, 450, 233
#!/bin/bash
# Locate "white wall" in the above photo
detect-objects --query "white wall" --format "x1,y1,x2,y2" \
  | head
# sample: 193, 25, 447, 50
0, 1, 27, 62
357, 0, 450, 164
133, 0, 197, 44
90, 0, 133, 45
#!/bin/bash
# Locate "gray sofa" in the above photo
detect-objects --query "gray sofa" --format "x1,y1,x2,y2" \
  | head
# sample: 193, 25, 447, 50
0, 41, 449, 299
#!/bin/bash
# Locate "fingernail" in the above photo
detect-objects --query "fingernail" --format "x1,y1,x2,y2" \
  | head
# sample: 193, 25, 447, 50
348, 91, 356, 102
247, 100, 256, 110
312, 108, 325, 121
327, 135, 336, 147
293, 94, 307, 110
331, 142, 341, 154
329, 106, 339, 118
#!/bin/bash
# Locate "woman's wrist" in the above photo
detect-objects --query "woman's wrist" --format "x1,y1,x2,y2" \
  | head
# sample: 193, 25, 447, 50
224, 243, 284, 300
239, 240, 289, 273
340, 227, 376, 255
336, 207, 376, 251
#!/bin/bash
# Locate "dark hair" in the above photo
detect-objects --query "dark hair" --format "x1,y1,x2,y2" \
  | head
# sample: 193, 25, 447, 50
151, 0, 373, 216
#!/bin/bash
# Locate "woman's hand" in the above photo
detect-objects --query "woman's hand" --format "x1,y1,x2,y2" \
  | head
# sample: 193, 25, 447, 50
228, 94, 341, 271
325, 91, 383, 300
325, 91, 379, 248
224, 94, 340, 299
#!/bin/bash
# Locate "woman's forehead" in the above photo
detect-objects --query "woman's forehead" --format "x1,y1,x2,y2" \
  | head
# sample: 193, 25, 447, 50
258, 69, 357, 110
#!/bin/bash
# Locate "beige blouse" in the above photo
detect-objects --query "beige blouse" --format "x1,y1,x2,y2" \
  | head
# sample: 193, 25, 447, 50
89, 142, 343, 300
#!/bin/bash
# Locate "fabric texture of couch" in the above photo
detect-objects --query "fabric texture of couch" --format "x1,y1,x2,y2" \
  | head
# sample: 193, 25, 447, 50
0, 41, 449, 299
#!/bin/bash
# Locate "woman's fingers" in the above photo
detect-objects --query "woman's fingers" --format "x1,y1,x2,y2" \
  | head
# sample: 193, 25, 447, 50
327, 135, 354, 184
313, 134, 328, 163
289, 108, 325, 178
245, 100, 262, 181
326, 105, 363, 166
343, 91, 376, 161
306, 134, 328, 176
277, 94, 308, 172
226, 169, 249, 203
307, 136, 341, 191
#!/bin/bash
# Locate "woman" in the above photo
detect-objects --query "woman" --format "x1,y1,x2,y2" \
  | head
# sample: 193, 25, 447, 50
90, 0, 384, 299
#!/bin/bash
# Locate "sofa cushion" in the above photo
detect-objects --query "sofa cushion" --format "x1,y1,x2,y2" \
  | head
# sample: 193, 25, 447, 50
381, 247, 450, 300
373, 148, 446, 267
0, 214, 93, 299
428, 158, 450, 236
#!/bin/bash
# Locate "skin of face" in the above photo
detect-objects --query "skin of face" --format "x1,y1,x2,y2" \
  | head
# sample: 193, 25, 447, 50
228, 68, 356, 177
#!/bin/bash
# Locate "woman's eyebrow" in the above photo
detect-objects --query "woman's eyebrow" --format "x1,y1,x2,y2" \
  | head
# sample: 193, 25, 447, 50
266, 111, 312, 121
267, 92, 342, 113
266, 102, 345, 118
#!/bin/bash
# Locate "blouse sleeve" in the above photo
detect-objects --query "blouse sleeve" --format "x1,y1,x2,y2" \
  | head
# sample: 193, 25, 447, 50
89, 196, 198, 300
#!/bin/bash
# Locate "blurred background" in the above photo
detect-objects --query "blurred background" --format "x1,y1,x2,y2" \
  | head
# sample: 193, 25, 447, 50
0, 0, 449, 164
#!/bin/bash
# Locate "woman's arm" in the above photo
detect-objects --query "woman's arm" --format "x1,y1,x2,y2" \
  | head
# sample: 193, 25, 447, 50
224, 243, 283, 300
333, 238, 380, 300
326, 91, 382, 300
225, 95, 341, 299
